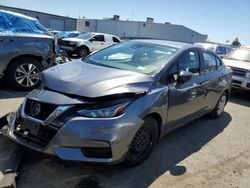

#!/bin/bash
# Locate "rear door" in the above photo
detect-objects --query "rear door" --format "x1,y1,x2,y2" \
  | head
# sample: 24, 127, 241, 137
201, 51, 227, 110
166, 49, 207, 128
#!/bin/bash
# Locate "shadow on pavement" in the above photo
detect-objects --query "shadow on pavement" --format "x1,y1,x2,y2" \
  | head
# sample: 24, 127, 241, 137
229, 90, 250, 107
15, 112, 231, 188
0, 84, 28, 100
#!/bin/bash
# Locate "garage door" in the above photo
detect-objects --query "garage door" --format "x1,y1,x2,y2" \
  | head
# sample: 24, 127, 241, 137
49, 18, 65, 31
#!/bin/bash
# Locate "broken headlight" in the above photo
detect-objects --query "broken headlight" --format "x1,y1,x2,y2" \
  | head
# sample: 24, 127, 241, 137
77, 101, 130, 118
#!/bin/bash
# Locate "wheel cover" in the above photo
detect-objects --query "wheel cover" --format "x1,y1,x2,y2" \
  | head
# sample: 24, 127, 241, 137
79, 49, 87, 57
130, 127, 152, 156
15, 64, 40, 87
217, 95, 226, 115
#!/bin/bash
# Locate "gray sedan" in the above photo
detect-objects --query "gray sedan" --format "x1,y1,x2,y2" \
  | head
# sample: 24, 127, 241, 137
1, 40, 232, 166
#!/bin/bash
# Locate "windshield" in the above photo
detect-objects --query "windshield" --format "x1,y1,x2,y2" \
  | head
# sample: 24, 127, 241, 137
77, 33, 94, 39
225, 49, 250, 62
86, 41, 179, 75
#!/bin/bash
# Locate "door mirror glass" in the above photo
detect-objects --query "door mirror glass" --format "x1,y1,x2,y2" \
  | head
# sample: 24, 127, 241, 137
178, 71, 193, 83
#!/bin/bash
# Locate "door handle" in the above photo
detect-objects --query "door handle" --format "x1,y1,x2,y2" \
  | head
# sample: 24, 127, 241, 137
193, 81, 210, 86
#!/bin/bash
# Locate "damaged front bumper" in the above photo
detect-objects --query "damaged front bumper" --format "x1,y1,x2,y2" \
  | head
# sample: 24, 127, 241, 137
1, 90, 144, 164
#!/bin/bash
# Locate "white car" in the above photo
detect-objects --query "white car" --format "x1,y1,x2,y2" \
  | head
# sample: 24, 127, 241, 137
223, 47, 250, 90
196, 43, 234, 58
59, 32, 121, 57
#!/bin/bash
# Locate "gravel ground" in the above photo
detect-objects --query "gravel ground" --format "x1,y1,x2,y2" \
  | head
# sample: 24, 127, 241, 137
0, 88, 250, 188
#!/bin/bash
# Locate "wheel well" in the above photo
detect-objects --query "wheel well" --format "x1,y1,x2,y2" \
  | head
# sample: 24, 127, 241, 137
79, 45, 90, 55
5, 54, 43, 73
224, 89, 230, 102
145, 113, 162, 143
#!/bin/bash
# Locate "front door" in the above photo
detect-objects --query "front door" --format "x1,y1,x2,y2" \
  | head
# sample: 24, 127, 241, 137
166, 50, 206, 129
90, 35, 106, 51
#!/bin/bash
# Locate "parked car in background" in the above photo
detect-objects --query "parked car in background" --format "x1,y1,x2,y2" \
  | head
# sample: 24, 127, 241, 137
0, 10, 55, 90
2, 40, 232, 166
57, 31, 81, 40
196, 43, 234, 58
60, 32, 121, 57
223, 47, 250, 90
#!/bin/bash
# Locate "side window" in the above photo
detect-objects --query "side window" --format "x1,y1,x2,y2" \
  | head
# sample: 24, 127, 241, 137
203, 52, 218, 72
166, 50, 200, 83
178, 51, 200, 76
91, 35, 105, 42
112, 37, 120, 43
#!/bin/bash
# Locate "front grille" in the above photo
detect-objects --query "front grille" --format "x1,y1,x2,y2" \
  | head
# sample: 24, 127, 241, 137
82, 147, 112, 158
231, 68, 247, 77
58, 40, 76, 47
24, 99, 57, 121
232, 80, 242, 85
13, 118, 58, 147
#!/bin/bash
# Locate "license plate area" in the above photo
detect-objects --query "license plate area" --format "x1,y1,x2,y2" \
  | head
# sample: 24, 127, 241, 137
20, 119, 40, 136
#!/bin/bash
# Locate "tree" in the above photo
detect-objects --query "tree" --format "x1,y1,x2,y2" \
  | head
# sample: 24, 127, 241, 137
232, 38, 241, 47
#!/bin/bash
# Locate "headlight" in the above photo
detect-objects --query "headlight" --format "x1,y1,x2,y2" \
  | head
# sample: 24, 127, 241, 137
246, 72, 250, 78
77, 101, 130, 118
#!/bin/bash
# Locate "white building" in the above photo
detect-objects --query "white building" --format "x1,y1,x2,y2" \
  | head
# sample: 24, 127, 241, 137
77, 16, 207, 43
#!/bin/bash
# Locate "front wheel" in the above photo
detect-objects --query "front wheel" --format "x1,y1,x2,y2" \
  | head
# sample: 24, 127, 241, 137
209, 92, 227, 119
124, 116, 158, 166
78, 47, 88, 58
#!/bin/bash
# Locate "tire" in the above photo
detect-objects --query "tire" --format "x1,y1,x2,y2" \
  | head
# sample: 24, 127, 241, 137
5, 58, 43, 90
209, 92, 227, 119
124, 116, 159, 166
78, 47, 88, 58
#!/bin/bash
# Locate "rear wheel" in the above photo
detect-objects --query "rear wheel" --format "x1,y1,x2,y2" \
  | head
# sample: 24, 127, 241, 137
124, 116, 158, 166
5, 58, 43, 90
210, 92, 227, 119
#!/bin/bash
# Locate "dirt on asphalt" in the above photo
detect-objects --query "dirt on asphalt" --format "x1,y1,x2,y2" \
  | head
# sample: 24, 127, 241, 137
0, 88, 250, 188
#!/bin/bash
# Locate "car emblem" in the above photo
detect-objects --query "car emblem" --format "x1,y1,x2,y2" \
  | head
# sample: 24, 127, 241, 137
30, 103, 41, 117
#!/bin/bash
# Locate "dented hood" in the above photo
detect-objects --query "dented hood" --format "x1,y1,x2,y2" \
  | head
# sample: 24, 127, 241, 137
42, 60, 154, 98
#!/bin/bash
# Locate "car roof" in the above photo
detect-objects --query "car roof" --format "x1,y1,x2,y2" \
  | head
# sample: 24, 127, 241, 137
89, 32, 119, 38
132, 39, 191, 49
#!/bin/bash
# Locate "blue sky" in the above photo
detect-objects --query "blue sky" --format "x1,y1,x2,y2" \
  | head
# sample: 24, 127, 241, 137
1, 0, 250, 45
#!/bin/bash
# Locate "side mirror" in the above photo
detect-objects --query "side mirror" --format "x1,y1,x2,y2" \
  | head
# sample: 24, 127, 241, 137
178, 71, 193, 83
89, 38, 94, 42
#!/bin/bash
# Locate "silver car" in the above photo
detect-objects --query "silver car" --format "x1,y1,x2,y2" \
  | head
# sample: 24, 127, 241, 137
2, 40, 232, 166
223, 47, 250, 90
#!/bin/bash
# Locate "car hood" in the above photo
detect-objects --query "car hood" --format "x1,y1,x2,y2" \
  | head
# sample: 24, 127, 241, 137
62, 37, 87, 43
223, 59, 250, 71
42, 60, 154, 98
